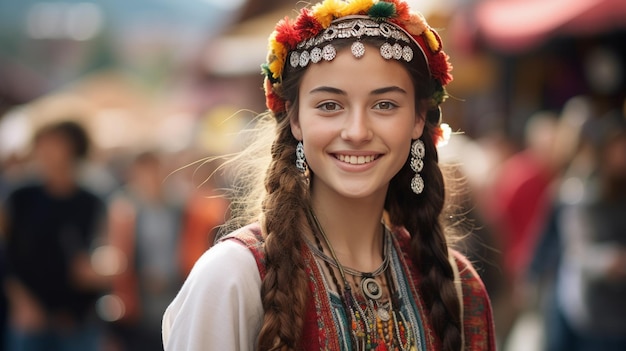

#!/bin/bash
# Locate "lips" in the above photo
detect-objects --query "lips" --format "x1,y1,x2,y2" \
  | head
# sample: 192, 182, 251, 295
336, 154, 379, 165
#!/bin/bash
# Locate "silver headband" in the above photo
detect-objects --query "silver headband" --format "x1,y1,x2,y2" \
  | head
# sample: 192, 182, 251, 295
288, 17, 417, 69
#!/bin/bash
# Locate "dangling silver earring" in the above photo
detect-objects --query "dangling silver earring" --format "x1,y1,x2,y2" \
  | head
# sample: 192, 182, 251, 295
410, 139, 425, 194
296, 141, 308, 173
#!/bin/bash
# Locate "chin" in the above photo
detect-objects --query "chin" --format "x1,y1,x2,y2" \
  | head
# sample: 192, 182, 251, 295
335, 184, 387, 200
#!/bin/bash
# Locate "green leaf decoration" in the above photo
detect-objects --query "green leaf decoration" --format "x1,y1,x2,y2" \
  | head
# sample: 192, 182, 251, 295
367, 1, 396, 21
261, 63, 271, 76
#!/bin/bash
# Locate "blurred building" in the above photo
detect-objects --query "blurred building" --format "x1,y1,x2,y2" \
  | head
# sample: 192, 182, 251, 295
452, 0, 626, 143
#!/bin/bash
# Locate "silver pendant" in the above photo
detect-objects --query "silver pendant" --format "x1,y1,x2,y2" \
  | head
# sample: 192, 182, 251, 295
361, 277, 382, 300
377, 307, 391, 322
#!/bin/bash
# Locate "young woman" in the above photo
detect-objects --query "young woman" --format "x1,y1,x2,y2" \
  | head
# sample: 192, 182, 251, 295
162, 1, 495, 350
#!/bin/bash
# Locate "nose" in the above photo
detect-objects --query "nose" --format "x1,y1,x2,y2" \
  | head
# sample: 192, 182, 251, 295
340, 109, 373, 143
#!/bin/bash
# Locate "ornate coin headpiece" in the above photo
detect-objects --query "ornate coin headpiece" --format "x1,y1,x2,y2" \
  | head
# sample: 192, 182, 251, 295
288, 17, 415, 69
262, 0, 453, 118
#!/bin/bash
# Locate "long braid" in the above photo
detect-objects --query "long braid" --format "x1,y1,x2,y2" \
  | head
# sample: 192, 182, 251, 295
257, 114, 311, 350
386, 118, 463, 351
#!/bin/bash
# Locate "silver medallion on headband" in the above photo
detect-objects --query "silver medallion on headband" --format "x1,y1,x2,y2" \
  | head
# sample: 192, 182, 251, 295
289, 18, 414, 68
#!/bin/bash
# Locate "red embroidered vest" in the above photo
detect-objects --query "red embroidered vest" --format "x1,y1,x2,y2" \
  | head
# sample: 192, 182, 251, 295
225, 223, 496, 351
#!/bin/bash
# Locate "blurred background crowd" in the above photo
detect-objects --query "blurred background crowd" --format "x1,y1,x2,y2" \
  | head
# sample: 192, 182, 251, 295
0, 0, 625, 350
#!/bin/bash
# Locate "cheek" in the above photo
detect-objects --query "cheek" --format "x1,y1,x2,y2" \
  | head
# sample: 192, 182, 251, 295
394, 138, 412, 166
299, 113, 338, 143
298, 120, 338, 173
301, 125, 330, 159
390, 118, 418, 149
394, 126, 418, 167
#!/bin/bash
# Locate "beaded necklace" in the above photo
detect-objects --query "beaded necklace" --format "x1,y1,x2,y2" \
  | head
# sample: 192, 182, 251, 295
309, 210, 415, 351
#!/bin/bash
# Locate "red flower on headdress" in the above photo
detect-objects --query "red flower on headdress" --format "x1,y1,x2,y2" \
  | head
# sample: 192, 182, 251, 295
274, 17, 301, 49
430, 52, 453, 86
413, 34, 453, 86
266, 92, 286, 114
264, 78, 286, 113
294, 8, 324, 39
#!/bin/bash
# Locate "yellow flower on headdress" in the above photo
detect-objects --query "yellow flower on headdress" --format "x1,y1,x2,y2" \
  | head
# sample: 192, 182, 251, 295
423, 28, 440, 52
339, 0, 375, 17
402, 11, 428, 36
268, 57, 284, 80
267, 32, 287, 79
312, 0, 347, 28
270, 40, 287, 63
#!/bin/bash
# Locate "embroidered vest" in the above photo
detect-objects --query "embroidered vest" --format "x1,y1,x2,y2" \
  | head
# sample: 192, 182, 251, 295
224, 223, 496, 351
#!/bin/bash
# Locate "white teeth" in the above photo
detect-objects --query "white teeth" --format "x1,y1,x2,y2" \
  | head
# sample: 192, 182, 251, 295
337, 154, 377, 165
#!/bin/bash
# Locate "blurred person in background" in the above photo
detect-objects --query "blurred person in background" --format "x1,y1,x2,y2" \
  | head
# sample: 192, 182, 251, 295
107, 151, 183, 351
521, 96, 593, 350
177, 157, 229, 277
484, 111, 559, 346
530, 106, 626, 351
0, 120, 108, 351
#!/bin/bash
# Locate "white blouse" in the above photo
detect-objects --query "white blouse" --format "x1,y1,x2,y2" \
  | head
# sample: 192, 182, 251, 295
162, 240, 263, 350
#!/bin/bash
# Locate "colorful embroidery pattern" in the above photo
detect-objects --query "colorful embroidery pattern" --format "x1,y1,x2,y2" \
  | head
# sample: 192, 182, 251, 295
226, 223, 496, 350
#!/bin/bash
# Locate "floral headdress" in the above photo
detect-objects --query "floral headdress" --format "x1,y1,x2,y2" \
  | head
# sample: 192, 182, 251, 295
262, 0, 453, 119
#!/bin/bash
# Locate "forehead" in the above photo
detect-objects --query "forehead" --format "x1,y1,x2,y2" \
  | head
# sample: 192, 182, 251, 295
298, 44, 415, 95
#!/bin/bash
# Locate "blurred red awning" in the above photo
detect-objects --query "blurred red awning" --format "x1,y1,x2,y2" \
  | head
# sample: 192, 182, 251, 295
476, 0, 626, 52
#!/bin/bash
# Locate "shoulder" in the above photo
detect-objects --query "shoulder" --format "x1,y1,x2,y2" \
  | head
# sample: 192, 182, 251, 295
176, 224, 265, 296
220, 222, 264, 246
450, 249, 497, 351
450, 250, 489, 306
190, 238, 261, 286
450, 250, 483, 286
220, 223, 267, 277
75, 186, 103, 204
163, 233, 263, 350
7, 183, 41, 199
3, 184, 43, 210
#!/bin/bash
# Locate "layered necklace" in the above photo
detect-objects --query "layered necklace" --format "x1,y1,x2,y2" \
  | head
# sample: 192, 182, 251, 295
308, 210, 414, 351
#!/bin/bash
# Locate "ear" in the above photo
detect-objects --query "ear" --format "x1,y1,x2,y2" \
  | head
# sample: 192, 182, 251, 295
412, 108, 426, 140
288, 102, 303, 141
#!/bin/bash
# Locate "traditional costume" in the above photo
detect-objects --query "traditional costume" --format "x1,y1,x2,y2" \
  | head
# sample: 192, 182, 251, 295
163, 223, 495, 350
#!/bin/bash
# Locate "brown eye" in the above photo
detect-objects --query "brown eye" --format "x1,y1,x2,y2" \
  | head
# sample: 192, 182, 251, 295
373, 101, 396, 110
318, 102, 341, 112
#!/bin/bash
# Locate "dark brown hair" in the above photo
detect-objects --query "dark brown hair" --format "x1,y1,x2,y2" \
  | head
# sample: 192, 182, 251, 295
34, 120, 90, 160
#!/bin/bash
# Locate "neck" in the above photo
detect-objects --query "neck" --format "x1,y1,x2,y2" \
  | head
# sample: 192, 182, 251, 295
44, 167, 78, 197
310, 190, 386, 272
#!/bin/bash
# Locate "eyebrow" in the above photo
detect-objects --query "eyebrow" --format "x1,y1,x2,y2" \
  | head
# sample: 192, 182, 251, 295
309, 86, 346, 95
308, 86, 407, 96
371, 86, 407, 95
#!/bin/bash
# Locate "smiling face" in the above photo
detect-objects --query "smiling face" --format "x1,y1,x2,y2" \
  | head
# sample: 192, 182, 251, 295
290, 44, 425, 202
